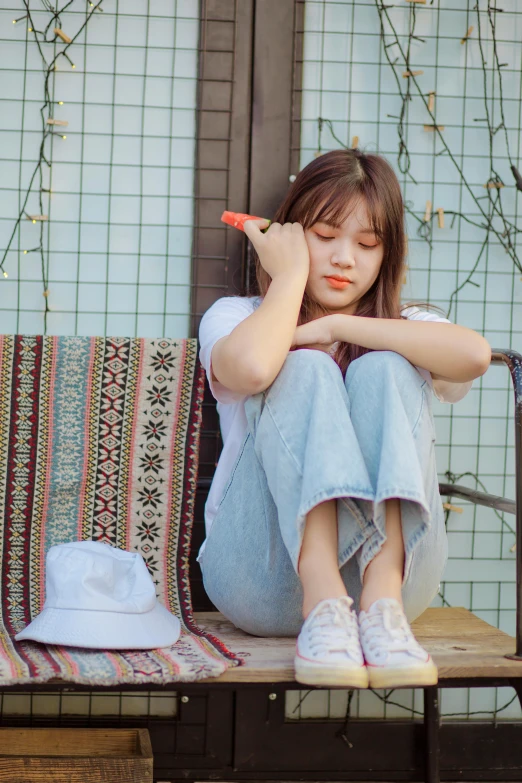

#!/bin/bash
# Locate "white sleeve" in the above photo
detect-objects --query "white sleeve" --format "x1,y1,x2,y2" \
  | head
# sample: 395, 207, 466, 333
198, 297, 256, 404
429, 377, 473, 404
402, 307, 473, 404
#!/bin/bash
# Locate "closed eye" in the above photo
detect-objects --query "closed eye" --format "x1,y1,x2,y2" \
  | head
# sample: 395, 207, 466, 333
315, 234, 378, 249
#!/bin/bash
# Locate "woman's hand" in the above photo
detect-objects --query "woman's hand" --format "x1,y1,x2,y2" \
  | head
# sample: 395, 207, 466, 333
243, 219, 310, 282
291, 315, 339, 354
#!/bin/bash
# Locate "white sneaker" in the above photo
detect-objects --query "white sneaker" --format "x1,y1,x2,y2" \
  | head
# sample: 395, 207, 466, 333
295, 596, 369, 688
359, 598, 438, 688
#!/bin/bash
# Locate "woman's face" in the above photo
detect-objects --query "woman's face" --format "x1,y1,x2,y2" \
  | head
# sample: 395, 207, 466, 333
303, 200, 385, 315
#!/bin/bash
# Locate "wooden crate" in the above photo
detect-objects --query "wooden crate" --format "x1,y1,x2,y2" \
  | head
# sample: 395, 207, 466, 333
0, 727, 153, 782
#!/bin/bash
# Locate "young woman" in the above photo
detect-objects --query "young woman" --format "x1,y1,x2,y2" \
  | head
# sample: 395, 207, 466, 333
197, 148, 491, 689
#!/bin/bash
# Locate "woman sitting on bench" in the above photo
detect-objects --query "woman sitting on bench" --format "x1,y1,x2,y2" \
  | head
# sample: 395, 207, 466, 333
197, 148, 491, 689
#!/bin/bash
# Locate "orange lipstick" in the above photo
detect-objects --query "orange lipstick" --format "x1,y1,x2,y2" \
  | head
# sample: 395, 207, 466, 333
325, 277, 351, 290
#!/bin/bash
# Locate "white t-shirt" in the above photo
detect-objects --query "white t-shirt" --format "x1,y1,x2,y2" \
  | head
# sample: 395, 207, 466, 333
197, 296, 473, 560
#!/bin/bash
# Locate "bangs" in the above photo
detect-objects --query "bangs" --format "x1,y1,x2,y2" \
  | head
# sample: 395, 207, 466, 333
300, 179, 385, 240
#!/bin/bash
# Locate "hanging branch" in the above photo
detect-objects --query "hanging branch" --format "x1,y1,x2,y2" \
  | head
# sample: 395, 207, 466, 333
372, 2, 517, 547
1, 0, 104, 331
372, 0, 522, 318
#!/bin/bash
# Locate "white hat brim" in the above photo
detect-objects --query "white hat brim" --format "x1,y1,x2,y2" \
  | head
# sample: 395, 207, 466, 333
14, 600, 181, 650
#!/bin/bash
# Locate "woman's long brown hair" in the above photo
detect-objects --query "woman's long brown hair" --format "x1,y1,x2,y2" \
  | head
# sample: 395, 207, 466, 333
249, 148, 442, 375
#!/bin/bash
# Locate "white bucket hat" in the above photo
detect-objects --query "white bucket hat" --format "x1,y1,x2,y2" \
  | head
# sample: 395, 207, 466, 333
15, 540, 181, 650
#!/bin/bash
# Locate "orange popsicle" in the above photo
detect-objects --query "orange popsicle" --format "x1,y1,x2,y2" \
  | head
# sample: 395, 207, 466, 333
221, 210, 271, 232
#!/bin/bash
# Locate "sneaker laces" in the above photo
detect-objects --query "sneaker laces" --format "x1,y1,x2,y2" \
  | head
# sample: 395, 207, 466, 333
307, 597, 361, 659
361, 601, 426, 660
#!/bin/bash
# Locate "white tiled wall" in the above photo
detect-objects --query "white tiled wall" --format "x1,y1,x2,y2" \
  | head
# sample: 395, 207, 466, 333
0, 0, 198, 337
289, 0, 521, 721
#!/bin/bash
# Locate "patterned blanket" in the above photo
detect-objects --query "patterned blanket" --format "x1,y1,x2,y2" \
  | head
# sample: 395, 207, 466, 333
0, 335, 240, 685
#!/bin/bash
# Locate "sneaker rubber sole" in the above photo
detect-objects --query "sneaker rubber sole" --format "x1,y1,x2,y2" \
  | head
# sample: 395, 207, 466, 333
367, 659, 438, 689
295, 655, 369, 688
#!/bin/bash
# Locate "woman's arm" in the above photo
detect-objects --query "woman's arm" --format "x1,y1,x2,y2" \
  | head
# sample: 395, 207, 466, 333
212, 220, 310, 395
212, 272, 307, 395
330, 314, 491, 382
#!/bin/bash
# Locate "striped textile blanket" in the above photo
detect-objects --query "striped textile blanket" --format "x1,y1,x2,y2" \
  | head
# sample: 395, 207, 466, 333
0, 335, 240, 685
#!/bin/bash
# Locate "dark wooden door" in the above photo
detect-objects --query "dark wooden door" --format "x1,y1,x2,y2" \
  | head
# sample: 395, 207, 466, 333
190, 0, 303, 609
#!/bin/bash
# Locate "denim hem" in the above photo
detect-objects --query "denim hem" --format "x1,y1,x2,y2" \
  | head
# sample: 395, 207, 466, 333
374, 487, 431, 513
358, 529, 387, 582
402, 518, 430, 585
290, 484, 376, 574
357, 494, 432, 585
338, 529, 368, 569
339, 494, 375, 530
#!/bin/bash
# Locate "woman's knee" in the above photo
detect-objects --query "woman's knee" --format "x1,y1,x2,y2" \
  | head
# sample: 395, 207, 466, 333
268, 349, 344, 399
347, 350, 413, 382
283, 348, 340, 376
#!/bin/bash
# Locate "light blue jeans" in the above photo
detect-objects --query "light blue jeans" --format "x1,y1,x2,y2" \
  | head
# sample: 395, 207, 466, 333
199, 349, 448, 637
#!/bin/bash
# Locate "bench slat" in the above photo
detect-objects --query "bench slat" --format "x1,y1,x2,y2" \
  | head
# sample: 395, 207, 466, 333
195, 608, 521, 683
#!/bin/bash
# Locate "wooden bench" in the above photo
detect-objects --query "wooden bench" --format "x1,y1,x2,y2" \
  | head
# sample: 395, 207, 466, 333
0, 341, 520, 783
196, 607, 521, 685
